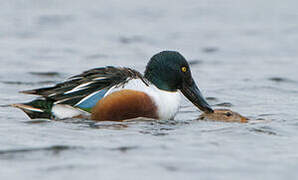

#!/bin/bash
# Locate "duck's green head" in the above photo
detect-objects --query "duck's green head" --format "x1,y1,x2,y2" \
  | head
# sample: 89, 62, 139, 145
144, 51, 213, 113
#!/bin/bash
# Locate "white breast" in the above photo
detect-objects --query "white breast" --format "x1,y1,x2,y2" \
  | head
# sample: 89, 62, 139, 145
106, 79, 181, 120
150, 88, 181, 120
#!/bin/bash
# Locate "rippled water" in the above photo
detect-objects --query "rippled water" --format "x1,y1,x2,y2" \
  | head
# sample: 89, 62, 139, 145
1, 0, 298, 179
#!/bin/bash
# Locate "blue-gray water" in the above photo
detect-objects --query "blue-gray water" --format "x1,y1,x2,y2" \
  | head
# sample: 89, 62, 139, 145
1, 0, 298, 179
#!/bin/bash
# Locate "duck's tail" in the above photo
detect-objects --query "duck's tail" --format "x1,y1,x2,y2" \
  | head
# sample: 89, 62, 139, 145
11, 99, 54, 119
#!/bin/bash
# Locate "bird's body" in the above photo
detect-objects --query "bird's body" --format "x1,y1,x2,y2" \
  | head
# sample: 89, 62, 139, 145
50, 78, 181, 120
102, 79, 181, 120
13, 51, 213, 121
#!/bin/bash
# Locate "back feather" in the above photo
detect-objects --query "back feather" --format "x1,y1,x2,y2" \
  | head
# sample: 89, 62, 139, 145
20, 67, 146, 107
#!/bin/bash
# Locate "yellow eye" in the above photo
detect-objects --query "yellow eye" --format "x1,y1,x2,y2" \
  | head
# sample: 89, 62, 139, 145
181, 66, 187, 72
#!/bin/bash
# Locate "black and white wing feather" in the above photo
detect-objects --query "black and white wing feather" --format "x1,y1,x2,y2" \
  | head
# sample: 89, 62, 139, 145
21, 66, 147, 106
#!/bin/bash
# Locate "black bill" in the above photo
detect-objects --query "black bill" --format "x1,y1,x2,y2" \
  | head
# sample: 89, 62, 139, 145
181, 78, 213, 113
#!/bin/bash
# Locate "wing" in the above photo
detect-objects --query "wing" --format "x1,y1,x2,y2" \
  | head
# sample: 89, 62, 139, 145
21, 66, 147, 111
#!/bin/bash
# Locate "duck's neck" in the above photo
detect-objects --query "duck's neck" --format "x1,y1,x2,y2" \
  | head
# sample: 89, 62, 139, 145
144, 71, 177, 92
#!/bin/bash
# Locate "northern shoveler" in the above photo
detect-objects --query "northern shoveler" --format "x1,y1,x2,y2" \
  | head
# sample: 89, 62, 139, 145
13, 51, 213, 121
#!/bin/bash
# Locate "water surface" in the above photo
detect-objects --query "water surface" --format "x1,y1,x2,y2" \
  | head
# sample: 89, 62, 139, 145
1, 0, 298, 179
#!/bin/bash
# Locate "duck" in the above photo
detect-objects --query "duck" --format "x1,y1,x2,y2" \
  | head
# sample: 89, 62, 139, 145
12, 51, 213, 121
198, 109, 248, 123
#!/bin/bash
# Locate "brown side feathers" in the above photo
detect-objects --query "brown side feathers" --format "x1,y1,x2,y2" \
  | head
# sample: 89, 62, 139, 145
91, 90, 158, 121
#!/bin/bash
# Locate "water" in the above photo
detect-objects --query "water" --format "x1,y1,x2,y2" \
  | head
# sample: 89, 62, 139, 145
1, 0, 298, 179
